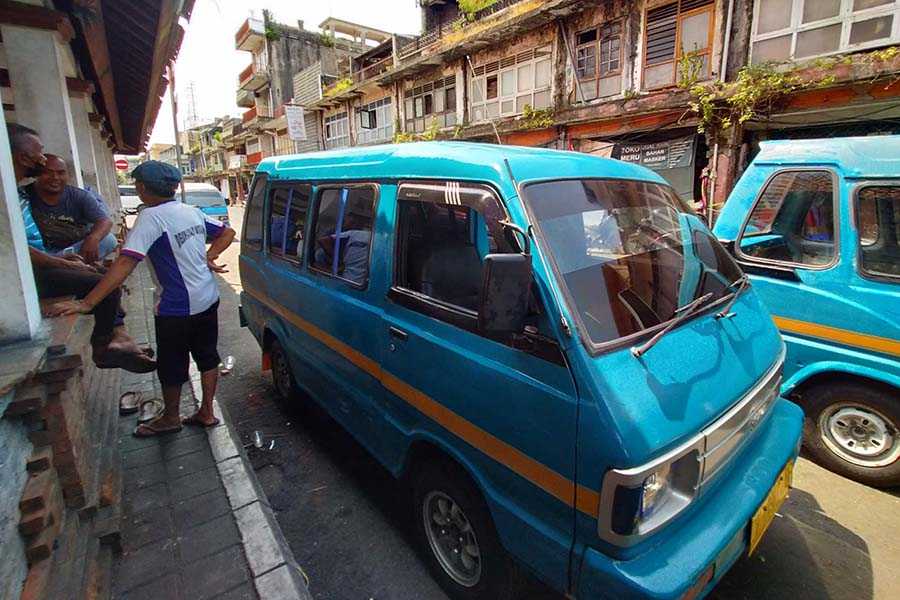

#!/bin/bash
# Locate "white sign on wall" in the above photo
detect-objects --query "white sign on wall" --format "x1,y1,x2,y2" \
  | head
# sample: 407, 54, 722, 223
285, 105, 307, 141
228, 155, 244, 170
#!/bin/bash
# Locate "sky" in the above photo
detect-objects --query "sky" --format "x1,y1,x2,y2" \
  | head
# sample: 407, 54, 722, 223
148, 0, 422, 146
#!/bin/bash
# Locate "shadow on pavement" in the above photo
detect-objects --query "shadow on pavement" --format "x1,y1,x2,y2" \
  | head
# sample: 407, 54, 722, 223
713, 485, 873, 600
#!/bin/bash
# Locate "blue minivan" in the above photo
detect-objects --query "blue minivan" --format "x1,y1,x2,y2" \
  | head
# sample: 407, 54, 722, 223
183, 182, 230, 226
239, 142, 802, 599
715, 136, 900, 488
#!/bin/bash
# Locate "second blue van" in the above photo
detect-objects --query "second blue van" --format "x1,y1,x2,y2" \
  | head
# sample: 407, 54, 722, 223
239, 142, 802, 599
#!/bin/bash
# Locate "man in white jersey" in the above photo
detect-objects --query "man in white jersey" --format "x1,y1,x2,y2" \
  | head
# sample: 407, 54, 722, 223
48, 161, 236, 437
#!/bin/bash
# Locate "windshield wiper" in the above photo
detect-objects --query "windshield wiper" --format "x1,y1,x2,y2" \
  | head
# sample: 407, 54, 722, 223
631, 292, 715, 358
715, 274, 752, 320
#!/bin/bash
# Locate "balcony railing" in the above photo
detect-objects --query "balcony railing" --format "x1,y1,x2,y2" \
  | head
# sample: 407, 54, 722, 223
239, 64, 254, 86
235, 17, 265, 50
353, 56, 393, 84
397, 0, 527, 59
247, 150, 271, 166
242, 106, 257, 124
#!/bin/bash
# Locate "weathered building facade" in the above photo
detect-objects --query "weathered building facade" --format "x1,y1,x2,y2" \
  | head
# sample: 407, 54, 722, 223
271, 0, 900, 219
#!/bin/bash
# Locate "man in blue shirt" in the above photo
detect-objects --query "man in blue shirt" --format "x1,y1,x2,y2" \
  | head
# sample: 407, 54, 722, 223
7, 123, 153, 373
27, 154, 118, 262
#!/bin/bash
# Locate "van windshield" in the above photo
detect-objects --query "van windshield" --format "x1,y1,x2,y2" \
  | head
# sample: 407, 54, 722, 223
184, 191, 225, 207
523, 178, 743, 347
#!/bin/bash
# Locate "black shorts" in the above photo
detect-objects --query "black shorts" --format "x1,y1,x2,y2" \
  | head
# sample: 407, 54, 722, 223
154, 301, 221, 386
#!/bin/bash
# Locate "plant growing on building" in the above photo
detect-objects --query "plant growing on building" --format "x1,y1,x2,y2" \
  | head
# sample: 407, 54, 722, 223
393, 119, 444, 143
622, 88, 640, 101
324, 77, 353, 97
318, 32, 336, 48
262, 9, 281, 41
520, 105, 554, 130
459, 0, 498, 20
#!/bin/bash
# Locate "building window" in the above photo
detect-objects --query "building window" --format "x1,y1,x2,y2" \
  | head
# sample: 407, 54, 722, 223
575, 22, 623, 101
404, 76, 457, 133
470, 46, 553, 123
357, 97, 394, 145
643, 0, 715, 90
738, 170, 836, 268
751, 0, 900, 64
324, 112, 350, 149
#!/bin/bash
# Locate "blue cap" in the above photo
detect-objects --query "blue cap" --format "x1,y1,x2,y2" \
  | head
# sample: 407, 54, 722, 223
132, 160, 182, 187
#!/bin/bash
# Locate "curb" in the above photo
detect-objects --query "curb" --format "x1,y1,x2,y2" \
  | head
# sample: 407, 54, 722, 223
189, 378, 312, 600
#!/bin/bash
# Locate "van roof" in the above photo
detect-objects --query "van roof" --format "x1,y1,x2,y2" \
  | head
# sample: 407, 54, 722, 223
255, 142, 667, 192
754, 135, 900, 178
182, 182, 221, 192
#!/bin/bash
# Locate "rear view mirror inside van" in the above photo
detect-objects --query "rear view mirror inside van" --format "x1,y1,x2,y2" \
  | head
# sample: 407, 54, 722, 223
479, 254, 532, 335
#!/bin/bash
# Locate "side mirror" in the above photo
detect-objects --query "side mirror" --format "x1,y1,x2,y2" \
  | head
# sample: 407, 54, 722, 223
478, 253, 532, 335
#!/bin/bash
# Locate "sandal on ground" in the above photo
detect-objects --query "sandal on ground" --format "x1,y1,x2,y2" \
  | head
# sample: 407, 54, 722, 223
94, 348, 157, 374
182, 413, 220, 428
119, 391, 142, 415
137, 399, 164, 424
133, 418, 182, 438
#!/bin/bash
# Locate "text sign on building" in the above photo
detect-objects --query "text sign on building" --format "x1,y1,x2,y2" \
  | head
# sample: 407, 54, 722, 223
285, 104, 307, 141
612, 136, 697, 202
228, 155, 244, 170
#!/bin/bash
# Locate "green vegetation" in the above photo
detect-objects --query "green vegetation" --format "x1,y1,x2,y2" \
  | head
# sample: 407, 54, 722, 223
520, 105, 554, 130
324, 77, 353, 97
459, 0, 498, 20
318, 32, 335, 48
393, 119, 443, 143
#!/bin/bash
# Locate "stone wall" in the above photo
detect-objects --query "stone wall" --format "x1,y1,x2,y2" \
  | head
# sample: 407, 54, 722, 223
0, 389, 30, 600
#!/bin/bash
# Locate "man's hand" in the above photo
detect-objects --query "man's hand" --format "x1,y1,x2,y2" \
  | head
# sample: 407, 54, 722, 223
62, 257, 99, 273
207, 258, 228, 274
44, 299, 93, 317
80, 237, 101, 263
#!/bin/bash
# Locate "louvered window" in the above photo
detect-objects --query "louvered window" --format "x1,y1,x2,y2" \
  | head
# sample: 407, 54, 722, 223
643, 0, 715, 90
470, 46, 553, 123
575, 22, 623, 102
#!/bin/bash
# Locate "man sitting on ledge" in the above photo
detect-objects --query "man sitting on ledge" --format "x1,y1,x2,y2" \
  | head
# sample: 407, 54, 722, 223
27, 154, 118, 263
8, 123, 154, 374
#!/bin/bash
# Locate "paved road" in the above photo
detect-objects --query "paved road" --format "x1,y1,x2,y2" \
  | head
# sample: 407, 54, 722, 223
212, 206, 899, 600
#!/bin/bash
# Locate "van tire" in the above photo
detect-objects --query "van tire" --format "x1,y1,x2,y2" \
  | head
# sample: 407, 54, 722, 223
801, 381, 900, 488
412, 462, 522, 600
270, 339, 298, 402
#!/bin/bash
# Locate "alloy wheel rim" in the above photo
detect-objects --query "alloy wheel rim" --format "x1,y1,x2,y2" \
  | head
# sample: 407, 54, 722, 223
819, 403, 900, 468
422, 491, 482, 587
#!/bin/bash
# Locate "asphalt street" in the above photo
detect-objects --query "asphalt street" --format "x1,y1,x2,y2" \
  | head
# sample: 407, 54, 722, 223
210, 206, 899, 600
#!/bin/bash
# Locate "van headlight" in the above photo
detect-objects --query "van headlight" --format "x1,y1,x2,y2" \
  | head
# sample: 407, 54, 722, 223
602, 444, 702, 542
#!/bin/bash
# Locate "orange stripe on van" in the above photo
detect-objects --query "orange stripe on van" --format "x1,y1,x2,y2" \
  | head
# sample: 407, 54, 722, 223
772, 316, 900, 358
247, 289, 600, 517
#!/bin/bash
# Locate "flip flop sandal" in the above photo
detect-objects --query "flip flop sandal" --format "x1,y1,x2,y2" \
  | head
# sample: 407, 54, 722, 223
137, 399, 164, 424
95, 349, 157, 374
119, 391, 142, 415
182, 413, 221, 428
133, 419, 182, 438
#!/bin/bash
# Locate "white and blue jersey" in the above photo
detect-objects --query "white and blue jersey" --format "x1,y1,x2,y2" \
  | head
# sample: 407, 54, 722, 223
121, 200, 226, 316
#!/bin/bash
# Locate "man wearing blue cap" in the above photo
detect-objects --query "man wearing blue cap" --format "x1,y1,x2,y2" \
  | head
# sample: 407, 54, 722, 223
49, 160, 236, 437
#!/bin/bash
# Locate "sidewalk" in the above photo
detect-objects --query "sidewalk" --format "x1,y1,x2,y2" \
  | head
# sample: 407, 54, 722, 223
111, 264, 310, 600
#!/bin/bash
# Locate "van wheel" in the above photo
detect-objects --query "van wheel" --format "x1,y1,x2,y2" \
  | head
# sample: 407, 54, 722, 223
802, 381, 900, 488
270, 339, 298, 402
412, 462, 521, 600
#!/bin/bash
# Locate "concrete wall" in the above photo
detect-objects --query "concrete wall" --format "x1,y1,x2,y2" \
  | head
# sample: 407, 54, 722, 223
0, 389, 31, 600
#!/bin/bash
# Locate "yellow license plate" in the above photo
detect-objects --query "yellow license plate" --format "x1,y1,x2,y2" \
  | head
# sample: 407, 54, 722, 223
748, 460, 794, 555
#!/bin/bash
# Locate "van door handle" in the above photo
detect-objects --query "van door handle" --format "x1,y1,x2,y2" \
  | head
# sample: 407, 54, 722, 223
389, 326, 408, 342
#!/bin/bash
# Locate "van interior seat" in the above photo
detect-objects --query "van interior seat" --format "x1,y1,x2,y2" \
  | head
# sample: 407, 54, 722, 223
419, 242, 483, 310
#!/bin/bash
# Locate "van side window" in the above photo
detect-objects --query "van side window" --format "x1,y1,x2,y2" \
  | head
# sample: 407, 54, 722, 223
309, 185, 376, 287
394, 182, 514, 316
243, 173, 267, 251
738, 170, 836, 267
855, 186, 900, 281
268, 184, 311, 263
